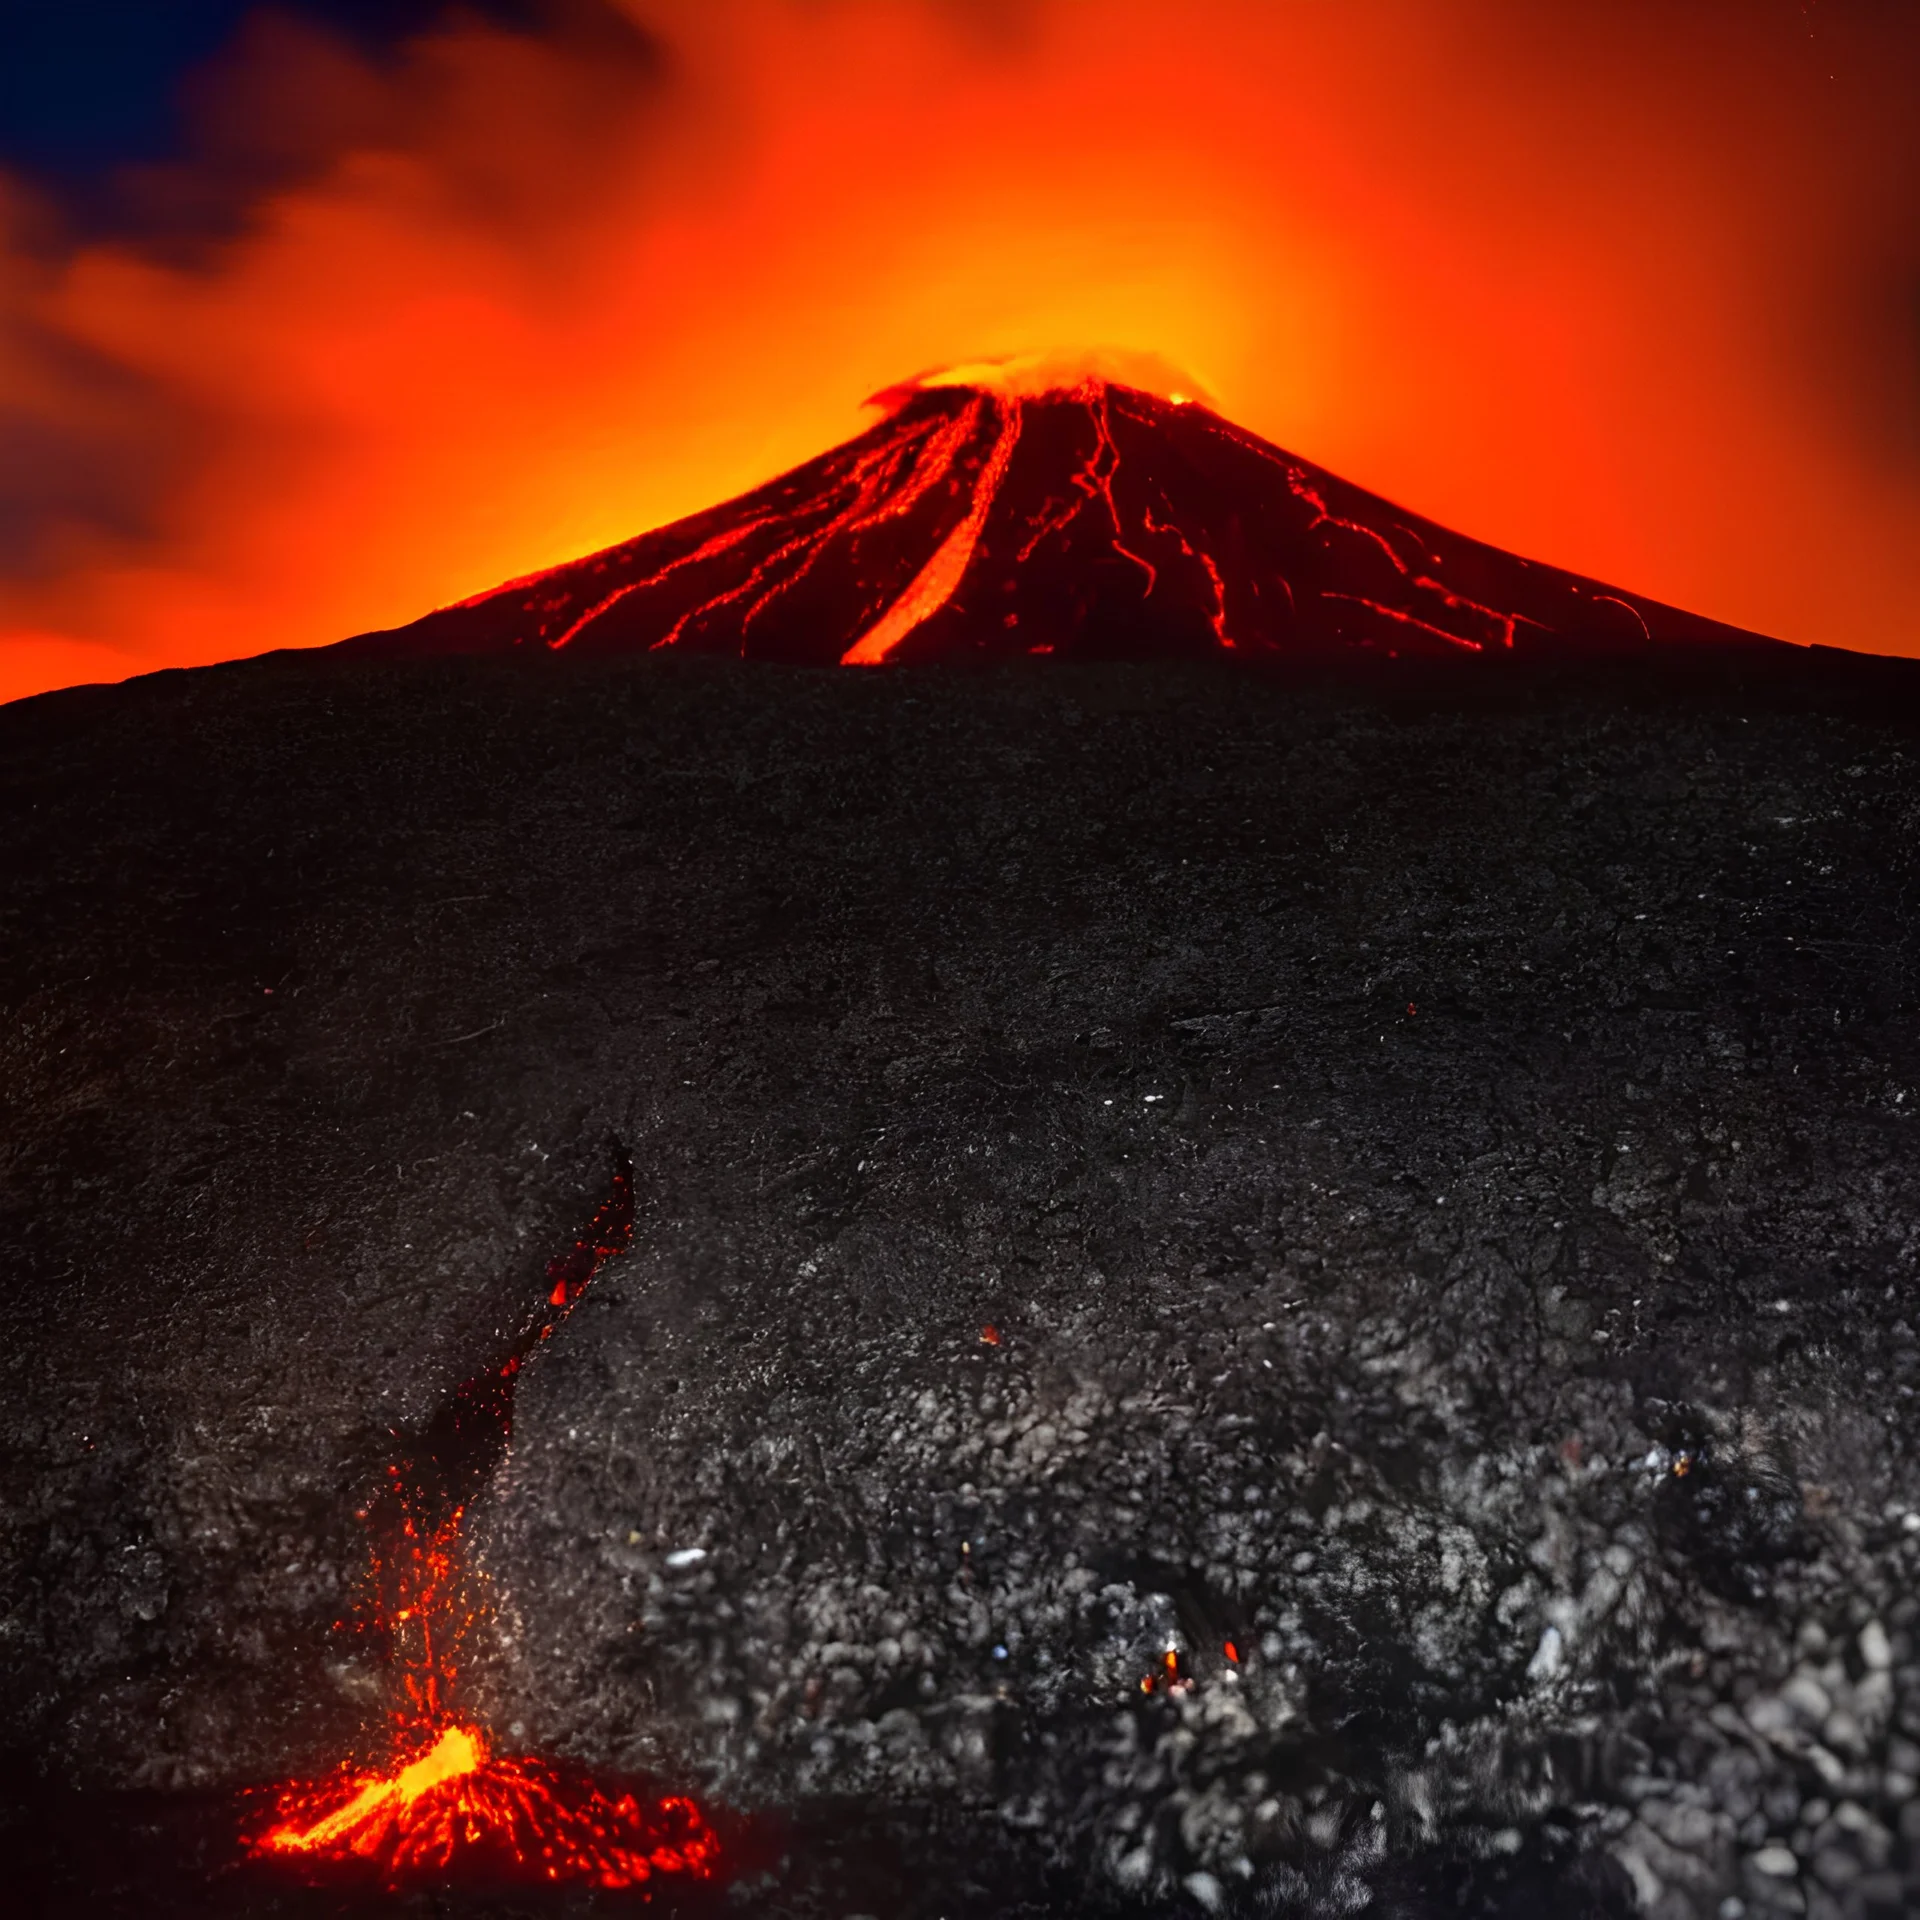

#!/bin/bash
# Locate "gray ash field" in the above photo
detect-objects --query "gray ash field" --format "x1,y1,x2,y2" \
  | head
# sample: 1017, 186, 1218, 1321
7, 649, 1920, 1917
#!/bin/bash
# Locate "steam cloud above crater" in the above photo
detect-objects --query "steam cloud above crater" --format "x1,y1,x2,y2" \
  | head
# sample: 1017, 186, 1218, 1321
1, 0, 1916, 703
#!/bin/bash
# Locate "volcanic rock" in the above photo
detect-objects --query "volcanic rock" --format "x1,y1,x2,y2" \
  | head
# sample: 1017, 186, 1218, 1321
339, 373, 1775, 670
8, 645, 1920, 1918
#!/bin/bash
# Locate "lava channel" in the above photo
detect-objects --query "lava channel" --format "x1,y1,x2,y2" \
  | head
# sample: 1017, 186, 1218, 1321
251, 1153, 723, 1893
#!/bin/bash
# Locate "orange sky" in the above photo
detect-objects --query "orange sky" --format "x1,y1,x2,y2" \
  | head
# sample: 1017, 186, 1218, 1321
3, 0, 1917, 704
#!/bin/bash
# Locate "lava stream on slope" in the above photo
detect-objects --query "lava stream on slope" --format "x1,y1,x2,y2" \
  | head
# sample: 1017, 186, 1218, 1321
341, 366, 1780, 668
251, 1157, 723, 1893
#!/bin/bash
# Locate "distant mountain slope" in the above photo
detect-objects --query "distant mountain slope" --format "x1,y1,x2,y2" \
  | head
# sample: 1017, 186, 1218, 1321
340, 376, 1781, 667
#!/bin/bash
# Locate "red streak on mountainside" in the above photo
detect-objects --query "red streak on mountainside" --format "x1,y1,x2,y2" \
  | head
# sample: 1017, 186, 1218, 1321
340, 369, 1780, 671
842, 393, 1023, 664
252, 1162, 722, 1893
1143, 504, 1232, 648
1017, 382, 1159, 592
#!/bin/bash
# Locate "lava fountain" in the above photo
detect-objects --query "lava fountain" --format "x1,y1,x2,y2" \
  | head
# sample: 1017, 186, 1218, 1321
251, 1155, 721, 1893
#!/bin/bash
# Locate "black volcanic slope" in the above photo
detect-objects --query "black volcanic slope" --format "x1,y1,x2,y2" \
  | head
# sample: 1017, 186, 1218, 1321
10, 646, 1920, 1919
341, 379, 1775, 669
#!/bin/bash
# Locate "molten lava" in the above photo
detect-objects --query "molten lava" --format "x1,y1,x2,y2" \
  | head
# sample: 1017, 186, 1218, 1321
342, 368, 1778, 670
258, 1724, 717, 1891
252, 1158, 722, 1893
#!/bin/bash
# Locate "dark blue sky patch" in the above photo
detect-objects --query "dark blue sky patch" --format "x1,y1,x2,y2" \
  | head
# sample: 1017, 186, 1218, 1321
0, 1, 540, 175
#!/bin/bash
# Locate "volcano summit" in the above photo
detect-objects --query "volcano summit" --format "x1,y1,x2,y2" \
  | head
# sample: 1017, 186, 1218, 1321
343, 368, 1775, 667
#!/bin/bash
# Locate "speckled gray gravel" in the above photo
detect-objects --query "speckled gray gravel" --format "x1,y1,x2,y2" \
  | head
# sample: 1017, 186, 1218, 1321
7, 651, 1920, 1917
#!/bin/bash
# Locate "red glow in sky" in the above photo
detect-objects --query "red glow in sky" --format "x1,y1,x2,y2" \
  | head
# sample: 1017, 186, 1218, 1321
2, 0, 1917, 705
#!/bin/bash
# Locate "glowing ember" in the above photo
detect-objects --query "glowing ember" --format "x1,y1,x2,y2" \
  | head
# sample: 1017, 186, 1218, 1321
343, 368, 1777, 670
250, 1157, 721, 1892
1139, 1646, 1196, 1696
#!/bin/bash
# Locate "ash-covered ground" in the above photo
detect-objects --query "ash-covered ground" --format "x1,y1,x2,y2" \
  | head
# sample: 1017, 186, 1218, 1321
7, 651, 1920, 1918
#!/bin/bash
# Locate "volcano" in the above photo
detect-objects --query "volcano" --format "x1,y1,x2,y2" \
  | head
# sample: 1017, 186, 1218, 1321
341, 369, 1777, 667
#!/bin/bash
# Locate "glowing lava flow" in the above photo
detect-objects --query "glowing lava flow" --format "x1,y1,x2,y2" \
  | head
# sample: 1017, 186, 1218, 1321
842, 395, 1023, 665
252, 1158, 722, 1893
259, 1723, 717, 1890
342, 362, 1783, 669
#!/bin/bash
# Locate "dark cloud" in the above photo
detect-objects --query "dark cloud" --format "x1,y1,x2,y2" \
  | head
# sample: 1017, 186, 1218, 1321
0, 2, 648, 244
0, 328, 207, 574
0, 4, 568, 171
0, 1, 255, 173
0, 0, 663, 587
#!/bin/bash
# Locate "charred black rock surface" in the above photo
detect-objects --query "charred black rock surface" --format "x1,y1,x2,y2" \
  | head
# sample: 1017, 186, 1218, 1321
8, 649, 1920, 1917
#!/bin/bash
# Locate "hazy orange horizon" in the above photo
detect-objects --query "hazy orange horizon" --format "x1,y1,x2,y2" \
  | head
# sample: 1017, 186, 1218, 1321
3, 0, 1917, 705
